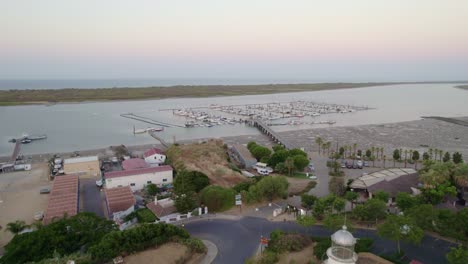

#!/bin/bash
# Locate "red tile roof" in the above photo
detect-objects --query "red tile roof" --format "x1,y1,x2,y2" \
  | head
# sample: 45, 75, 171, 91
105, 165, 173, 179
43, 175, 79, 225
147, 202, 177, 218
144, 148, 165, 158
105, 186, 136, 215
122, 158, 149, 170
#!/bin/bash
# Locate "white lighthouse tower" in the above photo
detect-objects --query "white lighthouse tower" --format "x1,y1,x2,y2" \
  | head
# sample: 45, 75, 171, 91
323, 225, 358, 264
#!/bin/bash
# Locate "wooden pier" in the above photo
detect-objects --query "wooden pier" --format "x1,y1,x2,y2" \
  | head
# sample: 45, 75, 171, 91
249, 119, 295, 150
148, 131, 170, 149
9, 141, 21, 163
120, 113, 185, 128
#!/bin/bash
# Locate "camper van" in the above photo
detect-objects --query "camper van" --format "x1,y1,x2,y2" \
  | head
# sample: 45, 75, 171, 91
255, 162, 273, 175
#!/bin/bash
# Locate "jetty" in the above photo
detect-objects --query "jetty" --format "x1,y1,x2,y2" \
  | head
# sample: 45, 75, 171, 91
422, 116, 468, 127
148, 131, 170, 149
120, 113, 185, 128
10, 141, 21, 163
249, 119, 295, 149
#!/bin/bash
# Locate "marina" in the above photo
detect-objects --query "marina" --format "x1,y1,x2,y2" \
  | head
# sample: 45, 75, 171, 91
1, 83, 468, 157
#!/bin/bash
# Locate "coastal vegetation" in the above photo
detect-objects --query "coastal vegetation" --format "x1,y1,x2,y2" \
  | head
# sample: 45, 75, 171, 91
0, 213, 204, 264
0, 83, 390, 106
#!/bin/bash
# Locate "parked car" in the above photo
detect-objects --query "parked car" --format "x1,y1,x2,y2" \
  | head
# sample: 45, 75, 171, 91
308, 164, 315, 171
309, 175, 318, 180
39, 188, 50, 194
346, 162, 353, 169
96, 179, 104, 188
363, 161, 369, 167
341, 161, 346, 168
357, 160, 363, 169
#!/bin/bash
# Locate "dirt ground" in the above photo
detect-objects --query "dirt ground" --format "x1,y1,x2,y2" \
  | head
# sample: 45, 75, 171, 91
124, 242, 203, 264
166, 139, 246, 187
276, 244, 319, 264
284, 176, 313, 195
0, 163, 50, 247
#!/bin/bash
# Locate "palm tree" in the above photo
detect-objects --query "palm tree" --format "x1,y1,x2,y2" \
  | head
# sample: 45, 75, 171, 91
353, 143, 357, 157
433, 149, 438, 161
409, 149, 413, 161
6, 220, 28, 235
429, 148, 433, 160
404, 150, 408, 168
383, 155, 386, 168
285, 157, 295, 177
380, 147, 384, 161
343, 145, 348, 158
371, 146, 375, 160
454, 164, 468, 189
315, 137, 323, 155
439, 150, 443, 162
326, 142, 332, 156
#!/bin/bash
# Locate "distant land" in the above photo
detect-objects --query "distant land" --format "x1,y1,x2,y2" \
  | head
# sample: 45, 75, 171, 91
0, 82, 466, 106
0, 83, 392, 106
456, 85, 468, 90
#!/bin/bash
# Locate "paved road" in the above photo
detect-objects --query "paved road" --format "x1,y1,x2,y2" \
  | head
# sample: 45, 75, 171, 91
80, 178, 105, 218
185, 217, 455, 264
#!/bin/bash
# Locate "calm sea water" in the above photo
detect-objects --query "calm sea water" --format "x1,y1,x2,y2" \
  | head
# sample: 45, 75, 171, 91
0, 83, 467, 156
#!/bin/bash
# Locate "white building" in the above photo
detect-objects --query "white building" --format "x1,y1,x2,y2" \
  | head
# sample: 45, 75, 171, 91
324, 225, 358, 264
144, 148, 166, 165
105, 165, 173, 191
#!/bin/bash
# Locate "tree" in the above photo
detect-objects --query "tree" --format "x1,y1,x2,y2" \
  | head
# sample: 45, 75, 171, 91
323, 214, 354, 231
175, 192, 197, 213
254, 176, 289, 201
454, 163, 468, 189
5, 220, 28, 235
285, 157, 295, 177
274, 162, 286, 174
325, 142, 332, 156
315, 137, 323, 155
447, 246, 468, 264
404, 149, 408, 168
2, 213, 116, 264
297, 215, 316, 228
373, 191, 389, 203
419, 162, 454, 186
423, 152, 430, 161
365, 149, 372, 160
429, 148, 434, 160
174, 170, 210, 194
420, 182, 457, 204
301, 194, 317, 210
353, 143, 358, 157
293, 155, 309, 171
439, 150, 444, 162
357, 149, 362, 157
352, 199, 387, 221
247, 141, 257, 151
269, 150, 289, 168
339, 147, 345, 157
272, 145, 285, 152
393, 149, 400, 167
345, 191, 358, 209
443, 152, 451, 162
200, 186, 235, 212
412, 150, 420, 169
146, 183, 159, 196
328, 177, 346, 196
250, 145, 272, 161
383, 155, 386, 168
377, 215, 424, 254
453, 152, 463, 164
395, 192, 419, 211
288, 148, 307, 157
406, 204, 435, 230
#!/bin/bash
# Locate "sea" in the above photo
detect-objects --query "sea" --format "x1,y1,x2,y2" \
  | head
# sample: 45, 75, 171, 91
0, 82, 467, 157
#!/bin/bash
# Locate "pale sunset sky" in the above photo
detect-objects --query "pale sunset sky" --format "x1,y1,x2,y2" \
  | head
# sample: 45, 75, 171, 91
1, 0, 467, 81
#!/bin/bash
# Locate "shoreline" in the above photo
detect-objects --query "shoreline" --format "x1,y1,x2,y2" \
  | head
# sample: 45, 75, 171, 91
2, 116, 467, 163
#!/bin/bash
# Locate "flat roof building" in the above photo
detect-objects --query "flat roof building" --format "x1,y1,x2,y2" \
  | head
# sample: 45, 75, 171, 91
63, 156, 100, 178
43, 175, 79, 225
105, 165, 173, 191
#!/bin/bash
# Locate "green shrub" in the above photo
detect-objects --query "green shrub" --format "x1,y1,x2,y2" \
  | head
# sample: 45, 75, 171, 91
182, 238, 207, 253
228, 162, 241, 172
89, 223, 189, 262
135, 208, 157, 223
200, 186, 236, 212
268, 233, 311, 253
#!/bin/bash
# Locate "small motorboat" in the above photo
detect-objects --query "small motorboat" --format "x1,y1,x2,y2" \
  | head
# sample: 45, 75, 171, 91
21, 139, 32, 144
8, 138, 16, 143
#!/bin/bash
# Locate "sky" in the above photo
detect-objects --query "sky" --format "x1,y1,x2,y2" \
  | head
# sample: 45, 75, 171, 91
1, 0, 468, 81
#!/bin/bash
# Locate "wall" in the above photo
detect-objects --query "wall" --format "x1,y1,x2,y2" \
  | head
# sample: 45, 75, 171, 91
105, 170, 173, 191
144, 153, 166, 164
64, 160, 100, 177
